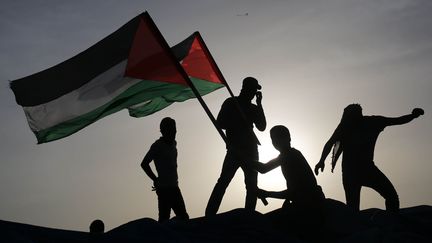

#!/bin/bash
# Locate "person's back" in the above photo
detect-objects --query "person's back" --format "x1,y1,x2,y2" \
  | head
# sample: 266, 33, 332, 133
341, 116, 387, 169
279, 147, 321, 203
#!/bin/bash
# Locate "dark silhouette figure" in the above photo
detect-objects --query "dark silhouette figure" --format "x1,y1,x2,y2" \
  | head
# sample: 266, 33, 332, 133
252, 126, 325, 227
89, 219, 104, 234
141, 117, 189, 222
315, 104, 424, 212
206, 77, 267, 216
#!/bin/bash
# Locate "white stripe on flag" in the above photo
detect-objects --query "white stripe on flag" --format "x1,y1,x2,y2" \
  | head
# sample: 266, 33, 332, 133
23, 60, 142, 131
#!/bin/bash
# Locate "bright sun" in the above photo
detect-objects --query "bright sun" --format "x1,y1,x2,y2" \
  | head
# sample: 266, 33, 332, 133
257, 144, 286, 191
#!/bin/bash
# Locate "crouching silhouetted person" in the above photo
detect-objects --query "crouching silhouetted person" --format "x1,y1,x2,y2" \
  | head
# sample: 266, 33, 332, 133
315, 104, 424, 212
252, 125, 325, 230
141, 117, 189, 222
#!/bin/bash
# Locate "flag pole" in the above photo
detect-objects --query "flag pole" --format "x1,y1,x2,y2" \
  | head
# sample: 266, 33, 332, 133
195, 32, 261, 145
142, 12, 227, 143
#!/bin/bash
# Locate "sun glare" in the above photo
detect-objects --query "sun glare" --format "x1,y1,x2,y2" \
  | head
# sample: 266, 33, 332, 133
257, 144, 286, 191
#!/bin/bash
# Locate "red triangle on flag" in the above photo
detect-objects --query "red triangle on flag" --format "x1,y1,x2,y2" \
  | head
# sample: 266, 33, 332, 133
125, 16, 188, 86
181, 35, 224, 85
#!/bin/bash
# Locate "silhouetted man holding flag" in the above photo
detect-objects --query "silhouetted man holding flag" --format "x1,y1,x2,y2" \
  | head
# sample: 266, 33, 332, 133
206, 77, 267, 216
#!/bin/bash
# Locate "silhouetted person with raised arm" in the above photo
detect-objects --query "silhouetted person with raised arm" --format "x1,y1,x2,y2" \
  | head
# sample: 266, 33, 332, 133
314, 104, 424, 212
141, 117, 189, 222
252, 126, 325, 226
206, 77, 267, 216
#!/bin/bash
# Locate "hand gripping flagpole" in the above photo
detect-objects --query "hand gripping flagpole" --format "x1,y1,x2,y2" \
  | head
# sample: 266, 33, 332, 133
142, 12, 227, 143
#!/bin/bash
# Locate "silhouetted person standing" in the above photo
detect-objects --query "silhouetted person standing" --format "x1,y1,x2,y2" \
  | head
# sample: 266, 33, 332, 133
206, 77, 267, 216
141, 117, 189, 222
253, 126, 325, 223
315, 104, 424, 212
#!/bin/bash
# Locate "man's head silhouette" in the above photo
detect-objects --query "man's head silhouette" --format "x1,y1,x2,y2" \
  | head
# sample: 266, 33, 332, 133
240, 77, 261, 101
270, 125, 291, 152
342, 104, 363, 124
160, 117, 176, 141
89, 219, 104, 234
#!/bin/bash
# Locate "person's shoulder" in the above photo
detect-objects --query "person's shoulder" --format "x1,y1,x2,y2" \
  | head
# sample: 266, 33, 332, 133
284, 147, 303, 159
291, 147, 304, 157
224, 96, 236, 102
365, 115, 386, 124
364, 116, 388, 130
151, 138, 164, 148
221, 97, 235, 106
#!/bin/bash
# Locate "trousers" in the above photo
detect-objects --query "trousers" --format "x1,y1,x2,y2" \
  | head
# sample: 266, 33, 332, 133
205, 148, 258, 216
343, 164, 399, 212
156, 186, 189, 222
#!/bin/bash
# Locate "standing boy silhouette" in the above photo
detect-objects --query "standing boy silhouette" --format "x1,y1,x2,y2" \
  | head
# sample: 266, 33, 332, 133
141, 117, 189, 222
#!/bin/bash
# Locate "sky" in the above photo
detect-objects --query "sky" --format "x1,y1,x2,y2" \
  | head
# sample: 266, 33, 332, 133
1, 0, 431, 232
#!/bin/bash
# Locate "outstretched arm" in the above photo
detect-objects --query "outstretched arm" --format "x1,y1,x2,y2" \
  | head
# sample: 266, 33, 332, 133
253, 157, 281, 174
383, 108, 424, 126
258, 188, 289, 200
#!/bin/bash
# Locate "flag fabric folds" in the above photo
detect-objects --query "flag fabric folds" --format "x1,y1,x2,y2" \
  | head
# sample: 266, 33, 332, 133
128, 31, 224, 117
10, 12, 224, 144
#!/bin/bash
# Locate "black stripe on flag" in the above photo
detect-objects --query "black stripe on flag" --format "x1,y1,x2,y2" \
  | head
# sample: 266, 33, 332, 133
171, 32, 196, 62
10, 14, 142, 107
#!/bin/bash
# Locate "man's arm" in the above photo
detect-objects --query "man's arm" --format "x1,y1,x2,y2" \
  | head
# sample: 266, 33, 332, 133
216, 99, 230, 130
253, 157, 282, 174
315, 128, 339, 175
381, 108, 424, 126
258, 188, 289, 200
141, 150, 158, 183
254, 92, 267, 131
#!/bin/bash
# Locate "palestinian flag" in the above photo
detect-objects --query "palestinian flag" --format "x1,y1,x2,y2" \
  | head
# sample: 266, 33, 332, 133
10, 12, 224, 144
128, 31, 225, 117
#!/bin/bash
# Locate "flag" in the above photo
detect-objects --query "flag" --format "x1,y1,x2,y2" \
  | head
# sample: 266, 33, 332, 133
128, 31, 225, 117
10, 12, 222, 144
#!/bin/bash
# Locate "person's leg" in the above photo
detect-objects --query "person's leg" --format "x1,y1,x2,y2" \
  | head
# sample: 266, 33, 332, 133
171, 187, 189, 220
242, 148, 259, 211
156, 187, 171, 222
363, 165, 399, 212
205, 151, 239, 216
343, 172, 362, 211
243, 166, 258, 210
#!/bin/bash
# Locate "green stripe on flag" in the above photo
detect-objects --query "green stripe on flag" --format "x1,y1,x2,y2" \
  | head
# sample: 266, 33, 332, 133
128, 77, 223, 117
